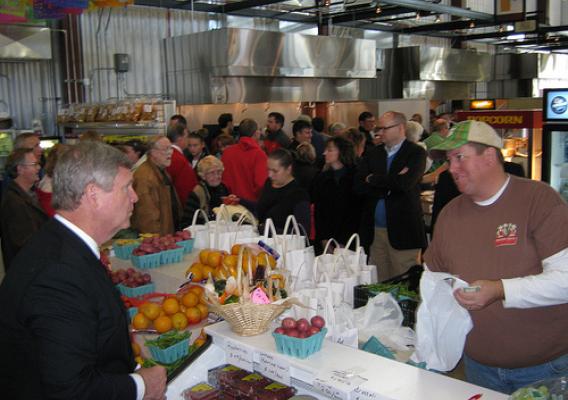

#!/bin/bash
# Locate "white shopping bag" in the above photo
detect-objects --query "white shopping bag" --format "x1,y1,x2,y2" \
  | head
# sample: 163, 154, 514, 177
280, 216, 315, 287
187, 209, 210, 249
354, 292, 416, 351
410, 270, 473, 372
209, 207, 258, 252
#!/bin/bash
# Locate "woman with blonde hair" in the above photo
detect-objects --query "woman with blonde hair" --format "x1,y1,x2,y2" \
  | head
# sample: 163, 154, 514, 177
180, 155, 235, 226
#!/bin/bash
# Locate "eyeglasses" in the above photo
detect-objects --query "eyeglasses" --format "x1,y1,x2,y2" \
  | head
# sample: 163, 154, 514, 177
20, 162, 40, 167
376, 123, 400, 131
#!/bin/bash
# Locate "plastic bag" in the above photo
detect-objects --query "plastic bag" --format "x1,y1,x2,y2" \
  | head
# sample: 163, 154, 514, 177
410, 270, 473, 372
510, 375, 568, 400
354, 292, 416, 353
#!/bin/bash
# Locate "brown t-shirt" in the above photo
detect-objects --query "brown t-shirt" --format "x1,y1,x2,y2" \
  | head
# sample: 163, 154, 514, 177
425, 176, 568, 368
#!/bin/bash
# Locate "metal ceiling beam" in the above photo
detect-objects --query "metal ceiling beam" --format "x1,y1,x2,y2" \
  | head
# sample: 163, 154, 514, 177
379, 0, 493, 21
327, 6, 416, 24
398, 18, 499, 34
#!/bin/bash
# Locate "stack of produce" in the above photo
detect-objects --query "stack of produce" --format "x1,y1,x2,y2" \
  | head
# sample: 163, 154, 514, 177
131, 287, 209, 334
131, 231, 192, 268
272, 316, 327, 359
112, 268, 154, 298
185, 245, 276, 284
203, 246, 292, 336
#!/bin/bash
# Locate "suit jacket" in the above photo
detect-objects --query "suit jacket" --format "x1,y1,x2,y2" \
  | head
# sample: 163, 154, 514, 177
166, 147, 198, 205
131, 159, 182, 235
0, 218, 136, 399
0, 181, 49, 270
354, 140, 427, 251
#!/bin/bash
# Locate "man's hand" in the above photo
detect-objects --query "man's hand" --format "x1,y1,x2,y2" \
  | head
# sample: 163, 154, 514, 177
138, 366, 167, 400
454, 280, 505, 311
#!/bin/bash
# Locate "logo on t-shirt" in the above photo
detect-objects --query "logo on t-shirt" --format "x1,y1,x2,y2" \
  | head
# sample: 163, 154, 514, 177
495, 223, 518, 247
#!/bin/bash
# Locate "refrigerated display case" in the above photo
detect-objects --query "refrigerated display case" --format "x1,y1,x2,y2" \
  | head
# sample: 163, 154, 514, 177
542, 89, 568, 200
456, 110, 542, 180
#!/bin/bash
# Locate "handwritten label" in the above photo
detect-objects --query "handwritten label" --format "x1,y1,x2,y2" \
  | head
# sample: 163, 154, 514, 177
313, 368, 369, 400
313, 378, 351, 400
257, 351, 291, 385
225, 339, 254, 371
353, 386, 383, 400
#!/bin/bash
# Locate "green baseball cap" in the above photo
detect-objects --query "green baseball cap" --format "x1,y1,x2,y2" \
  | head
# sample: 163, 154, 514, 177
429, 120, 503, 153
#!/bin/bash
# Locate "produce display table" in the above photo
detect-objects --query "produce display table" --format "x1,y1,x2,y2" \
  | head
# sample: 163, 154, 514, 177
163, 321, 507, 400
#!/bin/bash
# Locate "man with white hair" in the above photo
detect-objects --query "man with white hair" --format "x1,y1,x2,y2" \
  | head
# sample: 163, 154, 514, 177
0, 142, 167, 399
425, 120, 568, 394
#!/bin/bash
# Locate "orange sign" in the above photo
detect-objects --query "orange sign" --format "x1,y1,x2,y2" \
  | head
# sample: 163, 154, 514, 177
456, 111, 542, 129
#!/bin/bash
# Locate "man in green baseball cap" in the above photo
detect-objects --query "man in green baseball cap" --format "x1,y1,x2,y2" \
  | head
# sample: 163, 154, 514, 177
422, 119, 568, 394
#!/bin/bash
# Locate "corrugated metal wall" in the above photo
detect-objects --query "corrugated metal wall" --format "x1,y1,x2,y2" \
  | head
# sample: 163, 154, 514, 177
0, 60, 60, 134
80, 6, 286, 103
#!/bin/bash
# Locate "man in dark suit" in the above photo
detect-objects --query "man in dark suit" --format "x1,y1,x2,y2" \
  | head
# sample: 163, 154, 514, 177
355, 111, 427, 282
0, 142, 166, 399
0, 148, 48, 271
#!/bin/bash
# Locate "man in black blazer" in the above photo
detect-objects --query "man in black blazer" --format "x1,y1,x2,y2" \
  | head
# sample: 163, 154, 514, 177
355, 111, 427, 282
0, 142, 166, 399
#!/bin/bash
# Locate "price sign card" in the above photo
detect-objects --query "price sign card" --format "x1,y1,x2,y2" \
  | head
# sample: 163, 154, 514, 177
257, 351, 291, 385
224, 339, 254, 371
353, 385, 393, 400
313, 368, 369, 400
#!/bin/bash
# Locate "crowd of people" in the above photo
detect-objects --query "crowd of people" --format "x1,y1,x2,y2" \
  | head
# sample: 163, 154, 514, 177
1, 107, 568, 398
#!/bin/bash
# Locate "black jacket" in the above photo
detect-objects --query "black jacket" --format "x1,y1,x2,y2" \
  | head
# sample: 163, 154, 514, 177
0, 219, 136, 399
0, 181, 48, 270
257, 179, 310, 235
354, 140, 427, 251
294, 159, 319, 195
312, 166, 361, 245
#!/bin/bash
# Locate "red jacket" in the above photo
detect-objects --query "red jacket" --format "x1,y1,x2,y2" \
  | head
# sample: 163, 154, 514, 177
166, 147, 198, 205
221, 137, 268, 202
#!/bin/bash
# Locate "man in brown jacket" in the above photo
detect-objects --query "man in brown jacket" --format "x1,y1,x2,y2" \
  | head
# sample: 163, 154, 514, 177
1, 148, 48, 270
131, 136, 182, 235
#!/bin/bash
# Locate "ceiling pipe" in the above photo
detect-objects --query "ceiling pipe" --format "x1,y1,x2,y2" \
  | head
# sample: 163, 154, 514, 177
379, 0, 493, 21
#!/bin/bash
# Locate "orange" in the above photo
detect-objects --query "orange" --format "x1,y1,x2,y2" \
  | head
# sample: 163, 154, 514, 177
187, 264, 204, 282
134, 356, 144, 365
196, 303, 209, 320
188, 285, 204, 297
132, 313, 150, 330
231, 244, 242, 255
213, 266, 228, 280
199, 249, 211, 264
182, 292, 199, 308
162, 297, 180, 315
185, 307, 202, 324
132, 342, 141, 357
202, 265, 215, 280
193, 337, 206, 348
154, 315, 173, 334
207, 251, 223, 267
223, 254, 238, 269
140, 302, 161, 321
171, 312, 189, 330
257, 252, 276, 268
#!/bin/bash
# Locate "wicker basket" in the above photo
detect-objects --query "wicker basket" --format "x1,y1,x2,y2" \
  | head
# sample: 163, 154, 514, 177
208, 302, 289, 336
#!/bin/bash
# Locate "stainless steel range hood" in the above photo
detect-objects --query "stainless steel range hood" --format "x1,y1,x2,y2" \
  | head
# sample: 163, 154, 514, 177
367, 46, 492, 100
0, 25, 52, 61
164, 28, 376, 104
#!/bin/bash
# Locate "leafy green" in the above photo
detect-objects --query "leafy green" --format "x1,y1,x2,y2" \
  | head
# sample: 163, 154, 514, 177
224, 295, 239, 304
145, 330, 191, 350
364, 283, 418, 301
142, 343, 201, 376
